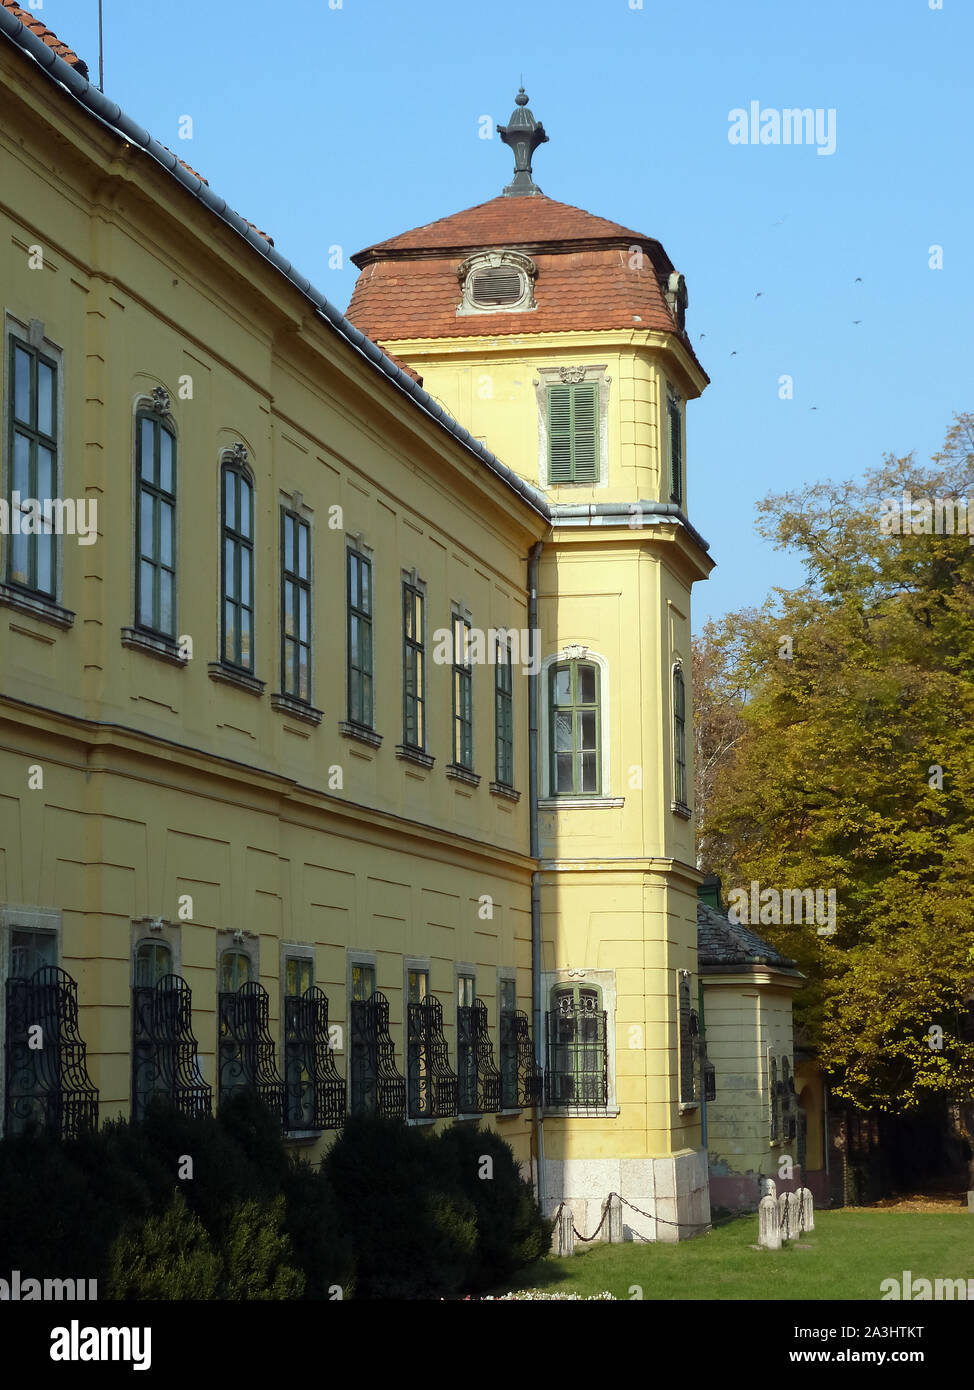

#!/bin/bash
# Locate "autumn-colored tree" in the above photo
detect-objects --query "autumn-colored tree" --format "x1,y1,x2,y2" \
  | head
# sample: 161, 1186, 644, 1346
697, 415, 974, 1159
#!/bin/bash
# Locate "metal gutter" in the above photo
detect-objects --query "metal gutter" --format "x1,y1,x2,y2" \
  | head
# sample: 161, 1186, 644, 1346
527, 540, 545, 1210
551, 500, 710, 553
0, 7, 551, 523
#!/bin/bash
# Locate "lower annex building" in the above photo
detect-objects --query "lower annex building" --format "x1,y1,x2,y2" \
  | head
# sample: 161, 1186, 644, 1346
0, 3, 725, 1237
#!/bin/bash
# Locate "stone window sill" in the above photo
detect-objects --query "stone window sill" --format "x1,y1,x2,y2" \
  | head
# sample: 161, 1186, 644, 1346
406, 1116, 436, 1128
208, 662, 265, 696
538, 797, 624, 810
121, 626, 187, 667
339, 721, 382, 749
271, 693, 323, 726
489, 781, 521, 802
0, 583, 74, 629
456, 1113, 482, 1122
446, 763, 481, 788
679, 1102, 699, 1114
543, 1105, 621, 1119
396, 743, 434, 769
671, 801, 693, 820
495, 1108, 522, 1118
284, 1129, 323, 1142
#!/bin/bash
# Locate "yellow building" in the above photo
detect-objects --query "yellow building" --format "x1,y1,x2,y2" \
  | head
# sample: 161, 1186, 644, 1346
0, 9, 714, 1239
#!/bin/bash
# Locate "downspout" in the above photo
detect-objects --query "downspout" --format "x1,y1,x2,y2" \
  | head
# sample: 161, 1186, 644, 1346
528, 540, 545, 1211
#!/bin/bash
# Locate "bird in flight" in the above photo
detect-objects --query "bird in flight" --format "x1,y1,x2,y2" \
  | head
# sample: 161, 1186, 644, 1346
730, 351, 738, 357
755, 291, 763, 299
854, 276, 863, 283
852, 319, 862, 325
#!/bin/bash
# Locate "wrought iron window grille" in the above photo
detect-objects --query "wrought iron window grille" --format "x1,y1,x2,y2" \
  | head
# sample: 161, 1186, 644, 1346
349, 990, 405, 1119
407, 994, 458, 1119
132, 973, 211, 1122
284, 986, 346, 1131
218, 981, 286, 1127
4, 965, 99, 1139
499, 1007, 542, 1108
544, 993, 608, 1109
457, 999, 502, 1114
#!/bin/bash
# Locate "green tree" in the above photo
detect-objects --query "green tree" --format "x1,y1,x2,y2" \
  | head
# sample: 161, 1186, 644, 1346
697, 415, 974, 1156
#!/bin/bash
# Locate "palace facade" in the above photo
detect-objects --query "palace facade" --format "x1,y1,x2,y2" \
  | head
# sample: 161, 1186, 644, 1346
0, 3, 715, 1237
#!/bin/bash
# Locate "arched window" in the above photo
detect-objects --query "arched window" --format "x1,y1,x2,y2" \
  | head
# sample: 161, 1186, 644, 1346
220, 949, 251, 993
134, 939, 172, 987
546, 983, 607, 1107
673, 665, 687, 807
221, 454, 255, 671
135, 409, 176, 637
549, 659, 601, 796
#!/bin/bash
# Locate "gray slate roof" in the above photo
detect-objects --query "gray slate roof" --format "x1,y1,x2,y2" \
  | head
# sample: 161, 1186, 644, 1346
697, 900, 798, 971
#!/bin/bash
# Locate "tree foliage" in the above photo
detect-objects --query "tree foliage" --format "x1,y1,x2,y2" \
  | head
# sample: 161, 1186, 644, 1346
696, 415, 974, 1117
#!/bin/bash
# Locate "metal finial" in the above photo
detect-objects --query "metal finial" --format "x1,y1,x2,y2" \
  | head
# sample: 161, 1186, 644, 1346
498, 88, 548, 197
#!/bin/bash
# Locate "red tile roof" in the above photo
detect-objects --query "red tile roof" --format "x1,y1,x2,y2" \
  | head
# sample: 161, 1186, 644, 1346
353, 193, 670, 264
1, 0, 88, 74
348, 246, 679, 341
347, 193, 707, 381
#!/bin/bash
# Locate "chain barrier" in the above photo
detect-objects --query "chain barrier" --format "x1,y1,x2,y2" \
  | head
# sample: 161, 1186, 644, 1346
552, 1190, 715, 1243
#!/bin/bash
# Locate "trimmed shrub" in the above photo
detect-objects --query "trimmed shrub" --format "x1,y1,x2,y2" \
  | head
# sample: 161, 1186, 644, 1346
325, 1113, 477, 1299
106, 1189, 221, 1300
281, 1157, 354, 1300
438, 1122, 553, 1288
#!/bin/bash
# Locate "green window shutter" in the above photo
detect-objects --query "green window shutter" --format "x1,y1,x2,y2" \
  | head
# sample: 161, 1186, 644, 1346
547, 385, 574, 482
669, 398, 682, 502
547, 383, 599, 483
572, 384, 598, 482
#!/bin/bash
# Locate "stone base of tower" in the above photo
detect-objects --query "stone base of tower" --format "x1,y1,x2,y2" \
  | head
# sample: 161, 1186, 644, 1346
543, 1149, 710, 1243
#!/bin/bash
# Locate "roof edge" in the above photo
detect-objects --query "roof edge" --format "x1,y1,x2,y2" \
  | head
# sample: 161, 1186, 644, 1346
0, 9, 551, 525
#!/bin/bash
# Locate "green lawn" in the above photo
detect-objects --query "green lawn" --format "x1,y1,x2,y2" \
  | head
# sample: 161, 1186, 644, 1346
489, 1211, 974, 1300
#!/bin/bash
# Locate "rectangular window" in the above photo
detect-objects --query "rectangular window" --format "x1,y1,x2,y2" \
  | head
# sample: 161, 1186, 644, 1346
499, 977, 518, 1108
668, 393, 683, 504
452, 613, 473, 768
136, 413, 177, 637
5, 335, 58, 597
678, 971, 696, 1105
406, 967, 429, 1118
347, 549, 373, 728
673, 667, 687, 806
349, 962, 376, 1114
285, 953, 313, 998
495, 637, 514, 786
457, 973, 477, 1112
547, 382, 598, 484
222, 466, 255, 670
550, 660, 601, 796
4, 913, 99, 1140
402, 581, 426, 749
281, 509, 311, 701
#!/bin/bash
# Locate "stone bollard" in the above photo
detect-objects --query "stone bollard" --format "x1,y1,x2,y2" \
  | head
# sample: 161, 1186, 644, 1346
967, 1191, 974, 1213
761, 1176, 777, 1200
798, 1187, 815, 1233
758, 1194, 781, 1250
557, 1207, 575, 1257
606, 1193, 623, 1244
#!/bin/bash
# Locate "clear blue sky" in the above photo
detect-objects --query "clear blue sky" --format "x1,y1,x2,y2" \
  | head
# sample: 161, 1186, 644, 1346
36, 0, 973, 629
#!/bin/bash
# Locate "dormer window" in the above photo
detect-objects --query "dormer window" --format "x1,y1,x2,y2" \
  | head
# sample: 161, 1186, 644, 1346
457, 251, 536, 316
